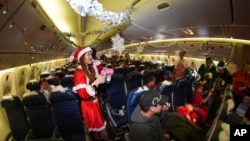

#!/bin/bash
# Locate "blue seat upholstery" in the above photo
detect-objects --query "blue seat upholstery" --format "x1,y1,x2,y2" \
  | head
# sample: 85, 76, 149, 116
173, 78, 187, 111
105, 73, 129, 135
155, 69, 165, 84
1, 95, 30, 141
49, 90, 85, 141
46, 76, 59, 86
127, 86, 149, 123
158, 84, 175, 112
185, 75, 195, 104
126, 65, 136, 73
126, 71, 143, 93
114, 67, 127, 76
60, 75, 74, 90
22, 92, 55, 139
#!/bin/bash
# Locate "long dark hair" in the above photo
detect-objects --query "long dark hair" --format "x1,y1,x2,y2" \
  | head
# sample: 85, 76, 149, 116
79, 54, 96, 84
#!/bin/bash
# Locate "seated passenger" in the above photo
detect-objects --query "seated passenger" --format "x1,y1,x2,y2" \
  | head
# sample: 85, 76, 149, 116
129, 89, 170, 141
161, 70, 174, 86
39, 79, 52, 103
192, 84, 212, 124
144, 74, 157, 89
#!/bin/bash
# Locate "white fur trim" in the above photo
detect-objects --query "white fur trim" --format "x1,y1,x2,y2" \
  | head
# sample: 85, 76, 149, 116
86, 85, 95, 96
77, 47, 92, 61
88, 121, 106, 132
73, 84, 87, 91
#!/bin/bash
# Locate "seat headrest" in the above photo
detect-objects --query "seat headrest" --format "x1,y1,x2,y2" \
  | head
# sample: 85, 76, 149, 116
1, 95, 23, 108
127, 72, 142, 80
61, 76, 73, 84
46, 76, 59, 86
22, 92, 47, 106
40, 71, 50, 78
61, 77, 73, 89
111, 74, 125, 82
26, 80, 40, 91
176, 79, 187, 88
50, 90, 76, 103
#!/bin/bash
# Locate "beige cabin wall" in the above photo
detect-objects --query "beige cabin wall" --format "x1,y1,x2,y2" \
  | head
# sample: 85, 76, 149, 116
129, 54, 237, 73
0, 58, 68, 140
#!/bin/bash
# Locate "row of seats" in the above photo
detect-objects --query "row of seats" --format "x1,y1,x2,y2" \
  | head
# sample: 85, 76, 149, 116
1, 90, 85, 141
102, 71, 195, 136
157, 75, 195, 112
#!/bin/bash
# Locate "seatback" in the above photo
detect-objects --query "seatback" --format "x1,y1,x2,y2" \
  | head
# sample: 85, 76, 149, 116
126, 71, 143, 93
49, 90, 85, 141
126, 65, 136, 73
127, 86, 148, 123
22, 92, 55, 139
142, 70, 156, 85
60, 75, 74, 90
185, 75, 195, 104
106, 73, 127, 109
158, 84, 175, 112
1, 95, 30, 141
114, 67, 127, 76
105, 73, 128, 134
155, 69, 165, 84
173, 78, 187, 111
46, 76, 59, 86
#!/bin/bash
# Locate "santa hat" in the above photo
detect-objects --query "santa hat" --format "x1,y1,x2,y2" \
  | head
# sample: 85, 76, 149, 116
73, 46, 92, 61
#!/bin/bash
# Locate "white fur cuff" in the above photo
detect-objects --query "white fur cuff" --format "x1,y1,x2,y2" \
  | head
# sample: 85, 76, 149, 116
86, 85, 96, 96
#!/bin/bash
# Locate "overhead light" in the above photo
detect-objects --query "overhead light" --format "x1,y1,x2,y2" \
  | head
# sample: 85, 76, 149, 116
182, 29, 194, 35
2, 9, 7, 14
21, 27, 28, 32
8, 23, 15, 29
157, 2, 170, 11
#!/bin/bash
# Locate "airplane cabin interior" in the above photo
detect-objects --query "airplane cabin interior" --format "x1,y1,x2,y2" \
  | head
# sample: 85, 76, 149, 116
1, 0, 250, 141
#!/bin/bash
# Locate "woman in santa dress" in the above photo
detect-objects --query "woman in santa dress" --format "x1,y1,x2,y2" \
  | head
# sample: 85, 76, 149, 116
72, 46, 111, 141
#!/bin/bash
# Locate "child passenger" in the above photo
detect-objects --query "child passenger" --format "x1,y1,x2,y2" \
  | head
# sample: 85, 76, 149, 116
192, 84, 212, 124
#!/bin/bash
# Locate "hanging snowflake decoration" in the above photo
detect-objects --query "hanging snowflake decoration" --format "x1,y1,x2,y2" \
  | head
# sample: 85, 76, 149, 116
111, 34, 124, 54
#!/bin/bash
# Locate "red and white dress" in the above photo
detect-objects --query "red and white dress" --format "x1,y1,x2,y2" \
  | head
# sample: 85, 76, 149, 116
73, 66, 106, 132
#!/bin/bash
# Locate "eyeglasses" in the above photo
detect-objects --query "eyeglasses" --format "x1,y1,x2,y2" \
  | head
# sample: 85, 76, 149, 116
152, 95, 162, 106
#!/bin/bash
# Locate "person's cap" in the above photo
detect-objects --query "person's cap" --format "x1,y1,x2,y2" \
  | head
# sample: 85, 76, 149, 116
164, 70, 172, 77
73, 46, 92, 61
139, 89, 169, 107
217, 61, 225, 69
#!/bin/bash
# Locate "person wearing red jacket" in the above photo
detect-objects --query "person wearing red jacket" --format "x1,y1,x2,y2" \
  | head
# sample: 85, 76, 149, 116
72, 46, 111, 141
